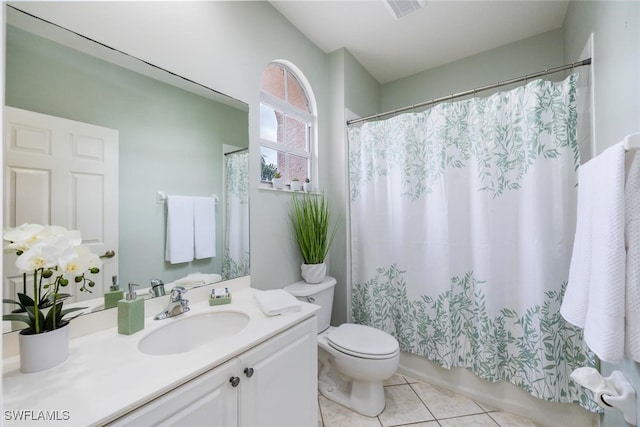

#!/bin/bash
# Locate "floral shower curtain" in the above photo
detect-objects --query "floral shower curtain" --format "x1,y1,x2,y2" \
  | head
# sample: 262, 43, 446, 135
347, 74, 598, 411
222, 151, 250, 280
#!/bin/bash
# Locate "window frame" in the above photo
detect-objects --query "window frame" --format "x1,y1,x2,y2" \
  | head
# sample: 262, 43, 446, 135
259, 63, 316, 187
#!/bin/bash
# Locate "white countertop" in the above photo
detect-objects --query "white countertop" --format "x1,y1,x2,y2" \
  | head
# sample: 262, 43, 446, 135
2, 287, 319, 426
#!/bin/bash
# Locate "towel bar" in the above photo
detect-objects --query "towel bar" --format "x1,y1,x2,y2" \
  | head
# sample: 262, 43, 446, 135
156, 191, 219, 204
624, 132, 640, 151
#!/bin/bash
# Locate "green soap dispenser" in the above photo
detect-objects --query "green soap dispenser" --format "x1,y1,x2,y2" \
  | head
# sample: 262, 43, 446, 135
118, 283, 145, 335
104, 275, 124, 309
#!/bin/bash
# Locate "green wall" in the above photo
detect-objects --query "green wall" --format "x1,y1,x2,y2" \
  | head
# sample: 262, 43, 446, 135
5, 24, 249, 288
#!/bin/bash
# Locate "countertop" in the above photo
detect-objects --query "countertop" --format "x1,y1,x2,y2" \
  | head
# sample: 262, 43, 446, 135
2, 287, 319, 426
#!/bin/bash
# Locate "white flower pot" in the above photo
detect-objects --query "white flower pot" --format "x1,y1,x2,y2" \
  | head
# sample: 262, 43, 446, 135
301, 263, 327, 284
290, 181, 302, 191
303, 182, 313, 192
272, 178, 284, 189
19, 322, 70, 373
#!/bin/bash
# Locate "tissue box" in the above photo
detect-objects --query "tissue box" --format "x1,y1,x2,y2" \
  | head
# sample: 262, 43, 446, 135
209, 293, 232, 306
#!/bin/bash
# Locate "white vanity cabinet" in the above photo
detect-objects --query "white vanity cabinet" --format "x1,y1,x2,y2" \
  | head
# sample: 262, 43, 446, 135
237, 316, 318, 427
109, 316, 317, 427
108, 358, 238, 427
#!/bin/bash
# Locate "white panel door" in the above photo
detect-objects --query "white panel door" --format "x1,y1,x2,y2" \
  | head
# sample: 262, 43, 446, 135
3, 106, 118, 307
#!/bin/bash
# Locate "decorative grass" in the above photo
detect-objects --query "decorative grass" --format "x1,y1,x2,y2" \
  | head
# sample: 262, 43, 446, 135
290, 192, 338, 265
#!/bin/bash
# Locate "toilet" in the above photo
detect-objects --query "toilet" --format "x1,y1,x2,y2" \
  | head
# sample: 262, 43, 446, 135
284, 276, 399, 417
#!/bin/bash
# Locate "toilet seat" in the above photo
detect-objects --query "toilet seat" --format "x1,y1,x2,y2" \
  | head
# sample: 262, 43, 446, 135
327, 324, 399, 360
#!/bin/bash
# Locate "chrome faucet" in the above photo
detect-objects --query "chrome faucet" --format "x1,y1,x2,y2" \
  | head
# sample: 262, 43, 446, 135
154, 286, 190, 320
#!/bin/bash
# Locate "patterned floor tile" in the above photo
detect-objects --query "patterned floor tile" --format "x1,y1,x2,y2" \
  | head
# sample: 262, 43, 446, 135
489, 411, 542, 427
476, 401, 499, 412
378, 384, 435, 427
319, 394, 382, 427
384, 372, 408, 386
439, 414, 500, 427
410, 381, 484, 419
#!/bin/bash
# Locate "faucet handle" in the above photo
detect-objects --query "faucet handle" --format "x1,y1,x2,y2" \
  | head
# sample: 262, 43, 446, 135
170, 286, 187, 300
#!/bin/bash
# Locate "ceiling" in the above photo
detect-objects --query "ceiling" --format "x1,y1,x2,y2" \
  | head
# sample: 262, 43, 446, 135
269, 1, 570, 84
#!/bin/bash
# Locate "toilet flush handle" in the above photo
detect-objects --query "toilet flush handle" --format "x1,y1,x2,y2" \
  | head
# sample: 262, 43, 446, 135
306, 297, 315, 303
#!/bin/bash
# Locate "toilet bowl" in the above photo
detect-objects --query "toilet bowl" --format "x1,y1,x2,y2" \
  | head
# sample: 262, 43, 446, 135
284, 277, 400, 417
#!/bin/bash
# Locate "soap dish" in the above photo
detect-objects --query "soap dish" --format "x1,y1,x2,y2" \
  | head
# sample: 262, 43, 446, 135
209, 294, 232, 306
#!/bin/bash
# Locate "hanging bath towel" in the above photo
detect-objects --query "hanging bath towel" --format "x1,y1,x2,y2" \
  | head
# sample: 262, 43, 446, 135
193, 196, 216, 259
165, 195, 195, 264
561, 141, 628, 362
624, 149, 640, 362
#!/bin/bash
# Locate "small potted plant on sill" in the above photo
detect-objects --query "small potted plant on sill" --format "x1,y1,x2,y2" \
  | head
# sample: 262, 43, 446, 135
290, 177, 302, 191
272, 170, 284, 189
290, 192, 338, 284
2, 224, 102, 373
303, 177, 313, 193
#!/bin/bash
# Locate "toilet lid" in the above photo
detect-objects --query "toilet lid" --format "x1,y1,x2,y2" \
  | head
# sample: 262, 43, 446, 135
327, 324, 399, 359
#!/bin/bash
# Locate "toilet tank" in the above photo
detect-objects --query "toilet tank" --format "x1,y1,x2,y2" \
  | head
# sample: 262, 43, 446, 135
284, 276, 337, 333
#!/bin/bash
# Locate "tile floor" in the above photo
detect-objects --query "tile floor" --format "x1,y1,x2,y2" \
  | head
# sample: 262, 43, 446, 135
318, 373, 541, 427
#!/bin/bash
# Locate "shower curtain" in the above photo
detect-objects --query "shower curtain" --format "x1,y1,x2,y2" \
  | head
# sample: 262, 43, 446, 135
347, 74, 598, 411
222, 151, 250, 280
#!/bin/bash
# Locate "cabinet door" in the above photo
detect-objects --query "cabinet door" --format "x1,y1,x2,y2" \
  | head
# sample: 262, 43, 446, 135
237, 316, 318, 427
109, 359, 238, 427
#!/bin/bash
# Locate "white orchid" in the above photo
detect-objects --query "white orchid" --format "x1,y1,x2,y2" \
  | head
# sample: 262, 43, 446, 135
3, 224, 102, 334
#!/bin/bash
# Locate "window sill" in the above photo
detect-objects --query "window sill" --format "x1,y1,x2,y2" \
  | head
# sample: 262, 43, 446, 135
259, 185, 319, 195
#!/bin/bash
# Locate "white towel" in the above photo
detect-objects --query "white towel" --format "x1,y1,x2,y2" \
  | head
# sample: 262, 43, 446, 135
254, 290, 302, 316
561, 141, 635, 362
625, 150, 640, 362
165, 195, 195, 264
194, 196, 216, 259
174, 272, 222, 286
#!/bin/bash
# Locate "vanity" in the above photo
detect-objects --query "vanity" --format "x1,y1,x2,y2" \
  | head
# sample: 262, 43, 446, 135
2, 278, 320, 426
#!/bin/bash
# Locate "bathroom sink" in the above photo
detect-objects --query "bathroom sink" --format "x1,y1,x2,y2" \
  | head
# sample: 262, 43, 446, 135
138, 311, 250, 355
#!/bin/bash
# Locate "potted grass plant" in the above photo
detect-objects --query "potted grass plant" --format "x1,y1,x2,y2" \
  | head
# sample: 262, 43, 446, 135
290, 177, 301, 191
272, 170, 284, 189
290, 192, 338, 283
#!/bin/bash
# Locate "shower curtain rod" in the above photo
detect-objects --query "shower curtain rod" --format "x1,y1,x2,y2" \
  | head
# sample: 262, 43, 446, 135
224, 147, 249, 156
346, 58, 591, 126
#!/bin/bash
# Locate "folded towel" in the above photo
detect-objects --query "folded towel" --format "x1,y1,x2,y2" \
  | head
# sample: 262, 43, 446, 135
254, 290, 302, 316
194, 196, 216, 259
561, 141, 627, 362
165, 195, 195, 264
174, 272, 222, 286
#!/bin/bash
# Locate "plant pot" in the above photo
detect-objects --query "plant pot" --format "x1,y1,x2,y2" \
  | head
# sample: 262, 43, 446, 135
19, 322, 70, 373
301, 263, 327, 284
303, 182, 313, 192
272, 178, 284, 189
290, 181, 302, 191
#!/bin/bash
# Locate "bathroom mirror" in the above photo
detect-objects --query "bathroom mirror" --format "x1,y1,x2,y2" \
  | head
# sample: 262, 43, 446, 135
3, 7, 250, 332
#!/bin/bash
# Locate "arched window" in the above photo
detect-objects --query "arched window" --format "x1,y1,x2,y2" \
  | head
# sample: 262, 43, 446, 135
260, 62, 315, 187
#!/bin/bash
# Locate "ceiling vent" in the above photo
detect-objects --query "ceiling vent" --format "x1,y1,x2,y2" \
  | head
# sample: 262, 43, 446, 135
384, 0, 426, 19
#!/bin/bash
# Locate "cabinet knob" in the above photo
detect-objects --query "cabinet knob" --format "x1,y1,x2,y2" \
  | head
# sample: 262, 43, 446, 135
244, 367, 254, 378
229, 376, 240, 387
